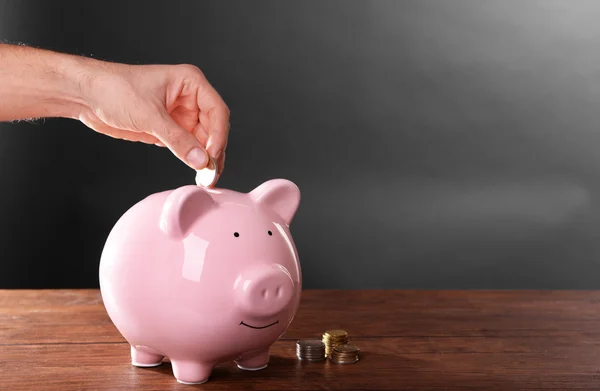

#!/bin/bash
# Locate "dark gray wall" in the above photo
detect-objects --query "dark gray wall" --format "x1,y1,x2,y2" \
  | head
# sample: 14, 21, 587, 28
2, 0, 600, 289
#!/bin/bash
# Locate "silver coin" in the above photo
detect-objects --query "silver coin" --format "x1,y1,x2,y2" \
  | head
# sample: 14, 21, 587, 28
297, 340, 325, 348
195, 155, 218, 187
298, 356, 326, 362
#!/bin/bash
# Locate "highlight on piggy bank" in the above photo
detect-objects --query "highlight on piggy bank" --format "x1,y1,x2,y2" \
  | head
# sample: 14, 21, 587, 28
99, 179, 302, 385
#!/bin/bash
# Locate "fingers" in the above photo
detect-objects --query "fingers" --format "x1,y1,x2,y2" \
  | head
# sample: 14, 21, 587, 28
196, 116, 227, 178
195, 79, 230, 161
151, 110, 210, 170
195, 119, 225, 186
216, 150, 225, 176
205, 106, 230, 160
192, 122, 209, 147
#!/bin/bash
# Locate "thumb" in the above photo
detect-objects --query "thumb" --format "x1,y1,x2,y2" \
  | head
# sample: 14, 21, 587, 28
152, 111, 209, 170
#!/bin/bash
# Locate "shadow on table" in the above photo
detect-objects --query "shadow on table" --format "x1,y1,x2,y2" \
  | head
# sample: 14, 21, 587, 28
142, 354, 300, 382
138, 351, 524, 390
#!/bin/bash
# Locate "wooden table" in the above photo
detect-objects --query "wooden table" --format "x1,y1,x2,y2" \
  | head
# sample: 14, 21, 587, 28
1, 290, 600, 390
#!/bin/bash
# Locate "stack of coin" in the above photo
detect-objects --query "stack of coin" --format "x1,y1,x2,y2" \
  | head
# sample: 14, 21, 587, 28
329, 344, 360, 364
296, 340, 326, 361
322, 329, 349, 357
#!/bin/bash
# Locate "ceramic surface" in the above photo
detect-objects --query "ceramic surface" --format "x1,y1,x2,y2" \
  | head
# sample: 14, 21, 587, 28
99, 179, 302, 384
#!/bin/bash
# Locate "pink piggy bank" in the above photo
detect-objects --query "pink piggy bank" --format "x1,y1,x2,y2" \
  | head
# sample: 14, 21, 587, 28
99, 179, 302, 384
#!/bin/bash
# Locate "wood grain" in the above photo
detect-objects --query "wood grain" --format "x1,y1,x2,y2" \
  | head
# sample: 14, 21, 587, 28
1, 289, 600, 390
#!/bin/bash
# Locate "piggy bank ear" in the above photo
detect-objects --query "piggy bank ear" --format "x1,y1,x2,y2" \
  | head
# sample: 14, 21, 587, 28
160, 185, 217, 239
249, 179, 301, 225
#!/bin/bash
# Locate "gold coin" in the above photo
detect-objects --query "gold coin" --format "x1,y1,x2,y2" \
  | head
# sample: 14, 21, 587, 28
328, 342, 360, 363
329, 355, 359, 362
333, 344, 360, 354
323, 329, 348, 338
322, 330, 350, 358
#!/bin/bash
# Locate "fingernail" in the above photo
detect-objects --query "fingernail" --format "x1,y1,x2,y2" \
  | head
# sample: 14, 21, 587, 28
186, 147, 208, 170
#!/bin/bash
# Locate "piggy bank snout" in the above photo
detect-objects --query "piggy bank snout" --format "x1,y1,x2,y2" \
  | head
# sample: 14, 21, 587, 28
235, 265, 294, 318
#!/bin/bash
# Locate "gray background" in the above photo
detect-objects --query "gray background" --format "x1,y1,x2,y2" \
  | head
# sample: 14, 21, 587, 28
1, 0, 600, 289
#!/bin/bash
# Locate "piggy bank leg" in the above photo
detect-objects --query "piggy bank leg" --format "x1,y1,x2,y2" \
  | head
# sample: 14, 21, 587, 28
130, 345, 164, 367
170, 360, 213, 385
235, 348, 270, 371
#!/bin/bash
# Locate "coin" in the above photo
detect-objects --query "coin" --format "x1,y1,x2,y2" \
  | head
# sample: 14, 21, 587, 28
324, 330, 347, 338
329, 344, 360, 364
195, 155, 218, 187
298, 340, 325, 348
296, 339, 326, 361
322, 329, 349, 357
333, 344, 359, 353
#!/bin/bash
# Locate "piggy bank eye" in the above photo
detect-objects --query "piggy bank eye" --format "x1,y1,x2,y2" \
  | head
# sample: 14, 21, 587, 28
234, 232, 240, 237
268, 230, 273, 236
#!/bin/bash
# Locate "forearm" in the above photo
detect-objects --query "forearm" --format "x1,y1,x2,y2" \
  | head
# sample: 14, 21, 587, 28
0, 44, 94, 121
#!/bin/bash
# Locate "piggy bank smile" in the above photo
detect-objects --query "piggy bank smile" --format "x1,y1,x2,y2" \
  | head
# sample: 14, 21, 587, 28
239, 320, 279, 329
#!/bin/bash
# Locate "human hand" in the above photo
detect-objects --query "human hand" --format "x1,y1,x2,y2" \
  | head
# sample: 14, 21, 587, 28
0, 44, 229, 180
78, 61, 230, 179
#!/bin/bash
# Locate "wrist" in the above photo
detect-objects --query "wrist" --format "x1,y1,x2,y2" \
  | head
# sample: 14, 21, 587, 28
69, 55, 131, 119
52, 53, 102, 120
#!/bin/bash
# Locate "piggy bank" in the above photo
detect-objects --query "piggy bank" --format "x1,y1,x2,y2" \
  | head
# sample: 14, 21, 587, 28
99, 179, 302, 384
